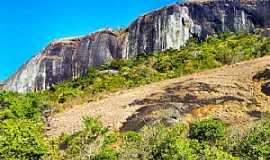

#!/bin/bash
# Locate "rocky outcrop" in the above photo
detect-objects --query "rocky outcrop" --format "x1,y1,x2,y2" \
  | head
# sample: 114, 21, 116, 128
4, 0, 270, 93
0, 81, 5, 90
4, 31, 128, 92
253, 68, 270, 96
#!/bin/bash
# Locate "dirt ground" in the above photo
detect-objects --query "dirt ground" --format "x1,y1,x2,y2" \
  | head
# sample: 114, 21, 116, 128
47, 56, 270, 136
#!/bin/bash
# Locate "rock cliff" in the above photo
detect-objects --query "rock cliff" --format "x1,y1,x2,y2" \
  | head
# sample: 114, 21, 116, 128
0, 81, 5, 90
4, 0, 270, 93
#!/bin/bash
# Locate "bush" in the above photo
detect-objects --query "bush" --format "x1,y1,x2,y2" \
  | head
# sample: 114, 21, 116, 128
150, 136, 196, 160
119, 124, 192, 159
59, 117, 118, 159
122, 131, 141, 142
0, 119, 48, 160
93, 147, 119, 160
0, 92, 43, 121
83, 117, 108, 136
119, 123, 237, 160
102, 132, 118, 146
233, 121, 270, 159
202, 146, 239, 160
189, 119, 226, 142
149, 124, 194, 160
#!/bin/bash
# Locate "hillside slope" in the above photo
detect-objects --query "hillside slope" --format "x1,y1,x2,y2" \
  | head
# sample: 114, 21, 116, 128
47, 56, 270, 136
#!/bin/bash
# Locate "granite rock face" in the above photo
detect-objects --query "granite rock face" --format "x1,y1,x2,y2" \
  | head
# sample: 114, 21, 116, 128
0, 81, 5, 90
4, 0, 270, 93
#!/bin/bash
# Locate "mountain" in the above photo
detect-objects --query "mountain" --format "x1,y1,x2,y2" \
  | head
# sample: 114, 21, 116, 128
4, 0, 270, 93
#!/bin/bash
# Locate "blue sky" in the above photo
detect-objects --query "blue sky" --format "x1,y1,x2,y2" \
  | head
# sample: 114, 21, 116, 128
0, 0, 180, 80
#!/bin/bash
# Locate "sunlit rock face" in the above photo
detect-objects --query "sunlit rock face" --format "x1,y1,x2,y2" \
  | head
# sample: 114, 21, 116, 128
4, 31, 127, 93
4, 0, 270, 93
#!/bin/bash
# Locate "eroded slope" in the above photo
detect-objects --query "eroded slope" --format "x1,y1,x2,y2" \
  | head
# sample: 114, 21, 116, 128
48, 56, 270, 136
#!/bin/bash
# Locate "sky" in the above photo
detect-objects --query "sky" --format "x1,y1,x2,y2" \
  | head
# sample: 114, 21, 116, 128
0, 0, 180, 80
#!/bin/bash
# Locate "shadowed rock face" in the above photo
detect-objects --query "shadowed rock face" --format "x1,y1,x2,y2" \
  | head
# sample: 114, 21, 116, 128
4, 0, 270, 93
0, 81, 5, 90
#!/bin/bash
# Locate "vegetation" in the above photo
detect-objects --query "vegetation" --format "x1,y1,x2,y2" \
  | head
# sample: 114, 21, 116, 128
56, 117, 117, 160
0, 92, 51, 160
0, 119, 48, 160
232, 121, 270, 159
47, 117, 270, 160
0, 92, 44, 121
0, 32, 270, 159
189, 118, 226, 142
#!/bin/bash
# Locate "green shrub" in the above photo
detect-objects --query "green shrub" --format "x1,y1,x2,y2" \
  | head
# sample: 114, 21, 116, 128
149, 124, 195, 160
0, 92, 43, 121
233, 121, 270, 160
102, 132, 118, 146
118, 123, 241, 160
0, 119, 48, 160
150, 135, 196, 160
83, 117, 108, 136
189, 119, 226, 142
122, 131, 141, 142
202, 146, 239, 160
93, 147, 119, 160
119, 124, 192, 160
60, 117, 115, 159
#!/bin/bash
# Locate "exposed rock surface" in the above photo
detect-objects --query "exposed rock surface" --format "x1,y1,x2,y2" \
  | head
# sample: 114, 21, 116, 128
4, 0, 270, 93
0, 81, 5, 90
253, 68, 270, 96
